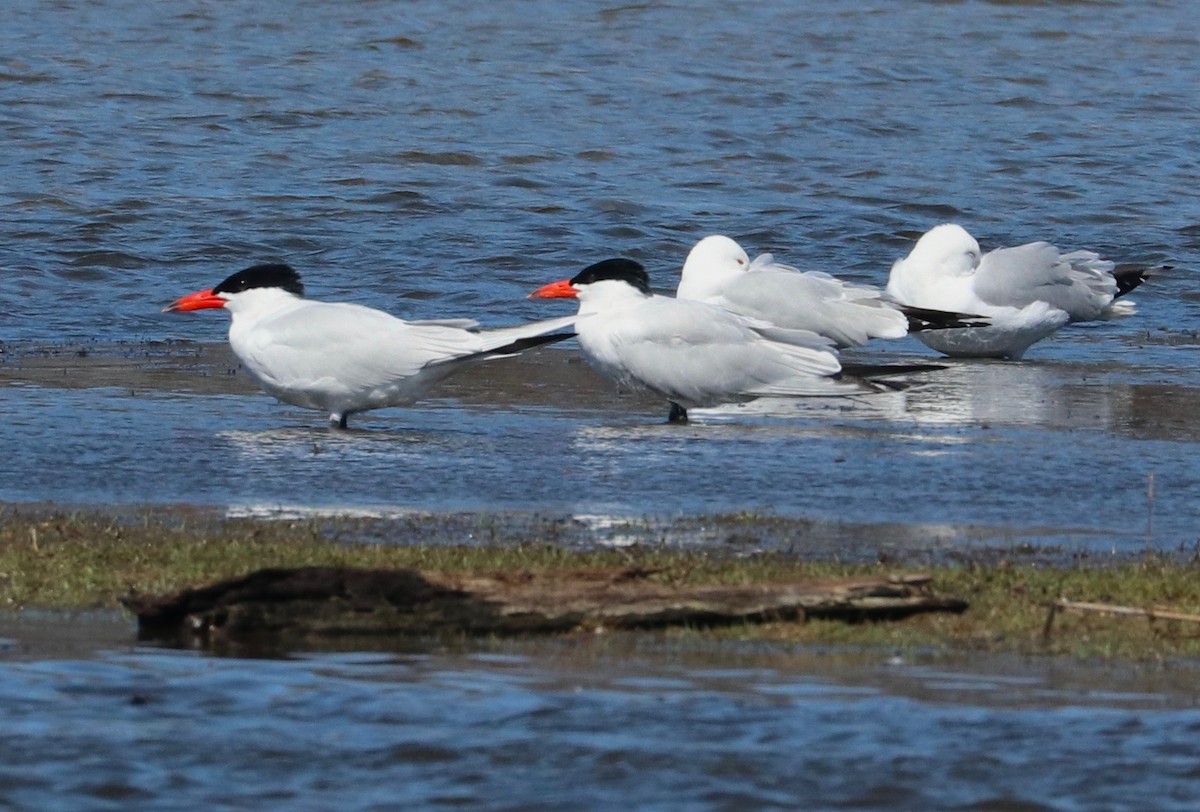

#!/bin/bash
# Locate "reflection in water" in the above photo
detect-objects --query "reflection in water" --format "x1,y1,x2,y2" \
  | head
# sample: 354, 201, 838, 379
557, 354, 1200, 549
570, 513, 646, 548
675, 360, 1117, 430
689, 359, 1190, 443
892, 362, 1200, 443
217, 427, 435, 463
225, 504, 427, 521
3, 355, 1200, 549
1114, 383, 1200, 443
578, 360, 1115, 435
890, 361, 1124, 430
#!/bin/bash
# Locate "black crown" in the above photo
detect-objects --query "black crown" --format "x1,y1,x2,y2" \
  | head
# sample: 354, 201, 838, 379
570, 258, 651, 294
213, 263, 305, 297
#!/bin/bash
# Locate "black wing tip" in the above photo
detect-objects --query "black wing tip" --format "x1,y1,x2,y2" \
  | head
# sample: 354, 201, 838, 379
486, 332, 576, 357
494, 331, 573, 352
840, 362, 948, 379
900, 304, 990, 332
838, 362, 947, 392
1113, 265, 1153, 298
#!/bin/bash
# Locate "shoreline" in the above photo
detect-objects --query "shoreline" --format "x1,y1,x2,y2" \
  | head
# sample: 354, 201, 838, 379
2, 502, 1198, 661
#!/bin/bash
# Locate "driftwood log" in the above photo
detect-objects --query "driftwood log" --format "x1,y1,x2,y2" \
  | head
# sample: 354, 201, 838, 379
122, 566, 968, 649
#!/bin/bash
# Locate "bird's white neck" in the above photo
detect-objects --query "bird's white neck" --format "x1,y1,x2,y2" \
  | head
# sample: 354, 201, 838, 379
223, 287, 307, 320
575, 280, 652, 316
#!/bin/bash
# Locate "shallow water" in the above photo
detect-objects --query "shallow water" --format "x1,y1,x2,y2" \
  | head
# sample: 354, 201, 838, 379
3, 1, 1200, 808
4, 343, 1200, 554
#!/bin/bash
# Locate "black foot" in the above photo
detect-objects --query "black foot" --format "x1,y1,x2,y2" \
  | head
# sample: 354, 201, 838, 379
330, 413, 349, 429
667, 403, 689, 424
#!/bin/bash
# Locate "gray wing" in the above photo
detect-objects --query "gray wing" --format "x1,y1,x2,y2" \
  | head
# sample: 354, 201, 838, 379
580, 298, 847, 408
241, 302, 486, 395
719, 267, 908, 347
972, 242, 1117, 320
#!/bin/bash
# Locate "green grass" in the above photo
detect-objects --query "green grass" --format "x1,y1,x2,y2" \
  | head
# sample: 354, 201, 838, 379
3, 507, 1200, 660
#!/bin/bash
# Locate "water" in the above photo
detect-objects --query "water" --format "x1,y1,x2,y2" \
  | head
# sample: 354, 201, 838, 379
3, 0, 1200, 807
5, 342, 1198, 551
1, 0, 1194, 346
2, 618, 1200, 811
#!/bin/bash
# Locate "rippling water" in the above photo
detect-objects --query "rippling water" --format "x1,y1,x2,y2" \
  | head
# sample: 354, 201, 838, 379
3, 620, 1200, 811
1, 0, 1195, 346
3, 2, 1200, 807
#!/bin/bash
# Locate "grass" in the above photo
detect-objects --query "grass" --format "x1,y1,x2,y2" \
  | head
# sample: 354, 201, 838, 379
3, 506, 1200, 660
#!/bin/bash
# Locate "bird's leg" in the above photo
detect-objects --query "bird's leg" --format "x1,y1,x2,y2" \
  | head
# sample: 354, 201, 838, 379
329, 412, 349, 429
667, 402, 689, 424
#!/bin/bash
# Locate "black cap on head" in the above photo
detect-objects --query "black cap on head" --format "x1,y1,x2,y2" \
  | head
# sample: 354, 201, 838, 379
570, 258, 651, 294
213, 263, 305, 297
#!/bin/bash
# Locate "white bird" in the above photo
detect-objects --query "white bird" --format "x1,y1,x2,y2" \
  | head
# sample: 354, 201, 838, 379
677, 234, 982, 348
164, 263, 576, 428
530, 257, 860, 423
886, 223, 1148, 359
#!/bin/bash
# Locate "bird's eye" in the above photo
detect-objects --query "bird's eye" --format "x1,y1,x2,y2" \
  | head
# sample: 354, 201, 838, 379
736, 258, 745, 266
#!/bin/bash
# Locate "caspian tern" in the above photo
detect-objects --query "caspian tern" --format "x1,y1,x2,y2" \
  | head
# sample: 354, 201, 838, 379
530, 257, 861, 423
677, 235, 982, 348
164, 263, 576, 428
886, 223, 1148, 359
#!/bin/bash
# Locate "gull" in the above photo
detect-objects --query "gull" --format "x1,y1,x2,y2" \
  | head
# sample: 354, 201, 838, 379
885, 223, 1147, 359
677, 234, 983, 349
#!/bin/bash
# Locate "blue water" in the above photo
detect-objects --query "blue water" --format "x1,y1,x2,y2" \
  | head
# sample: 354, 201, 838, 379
2, 626, 1200, 811
0, 0, 1193, 346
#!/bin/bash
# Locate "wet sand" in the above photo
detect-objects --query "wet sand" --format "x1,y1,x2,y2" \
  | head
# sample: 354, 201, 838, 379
0, 611, 133, 661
